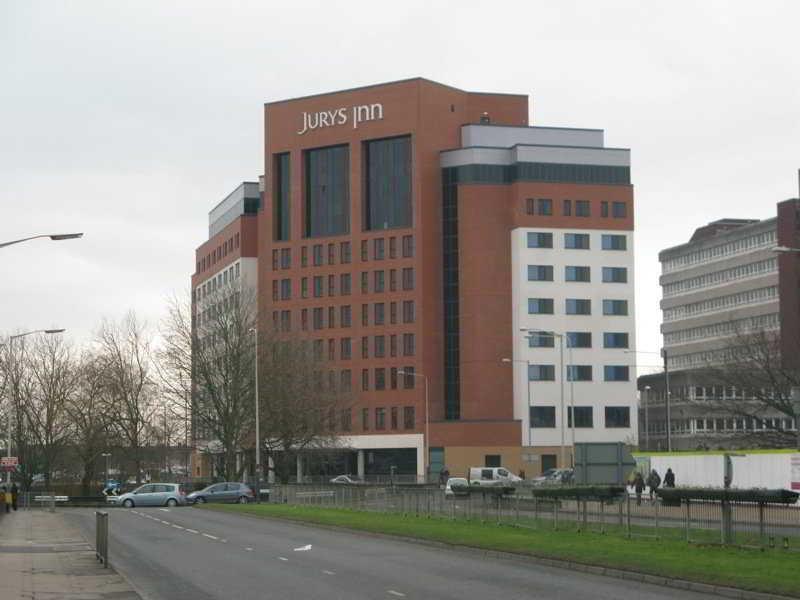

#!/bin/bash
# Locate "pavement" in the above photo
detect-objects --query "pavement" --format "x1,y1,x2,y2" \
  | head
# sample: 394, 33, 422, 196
0, 508, 141, 600
61, 505, 728, 600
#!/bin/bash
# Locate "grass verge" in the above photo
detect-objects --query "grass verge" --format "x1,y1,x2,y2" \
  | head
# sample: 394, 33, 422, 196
207, 503, 800, 597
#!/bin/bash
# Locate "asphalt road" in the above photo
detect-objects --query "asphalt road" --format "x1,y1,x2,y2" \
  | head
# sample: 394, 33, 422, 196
64, 505, 722, 600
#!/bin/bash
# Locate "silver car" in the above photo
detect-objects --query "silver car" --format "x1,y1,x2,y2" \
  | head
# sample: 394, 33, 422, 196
110, 483, 187, 508
187, 482, 254, 504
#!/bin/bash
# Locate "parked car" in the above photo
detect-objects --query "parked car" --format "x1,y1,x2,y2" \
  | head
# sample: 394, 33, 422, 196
329, 475, 364, 484
444, 477, 470, 498
530, 468, 574, 487
467, 467, 522, 487
187, 482, 254, 505
108, 483, 187, 508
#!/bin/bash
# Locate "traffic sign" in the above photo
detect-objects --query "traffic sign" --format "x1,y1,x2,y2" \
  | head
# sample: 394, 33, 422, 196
0, 457, 18, 467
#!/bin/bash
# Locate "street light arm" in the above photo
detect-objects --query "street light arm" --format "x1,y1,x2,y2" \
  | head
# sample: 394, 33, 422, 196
0, 233, 83, 249
772, 246, 800, 253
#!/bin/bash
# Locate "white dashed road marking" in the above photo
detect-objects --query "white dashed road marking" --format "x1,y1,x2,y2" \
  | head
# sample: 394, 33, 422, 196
202, 533, 219, 540
387, 591, 405, 597
293, 544, 312, 552
172, 525, 184, 530
186, 529, 199, 534
245, 547, 254, 552
278, 557, 289, 561
322, 570, 336, 575
159, 508, 170, 512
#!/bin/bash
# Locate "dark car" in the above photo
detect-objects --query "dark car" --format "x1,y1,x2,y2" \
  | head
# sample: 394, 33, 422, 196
187, 482, 254, 504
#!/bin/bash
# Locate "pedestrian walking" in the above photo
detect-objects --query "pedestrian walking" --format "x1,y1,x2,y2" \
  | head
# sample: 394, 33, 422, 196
646, 469, 661, 501
633, 472, 645, 506
2, 486, 10, 514
664, 468, 675, 488
10, 483, 18, 511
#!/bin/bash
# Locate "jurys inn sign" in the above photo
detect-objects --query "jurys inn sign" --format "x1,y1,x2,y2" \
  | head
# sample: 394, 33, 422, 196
297, 103, 384, 135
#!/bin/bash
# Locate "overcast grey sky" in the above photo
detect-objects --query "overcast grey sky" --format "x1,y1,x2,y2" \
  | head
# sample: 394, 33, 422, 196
2, 1, 799, 374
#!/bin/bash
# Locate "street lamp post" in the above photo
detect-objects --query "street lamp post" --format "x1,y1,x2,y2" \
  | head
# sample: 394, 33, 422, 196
501, 358, 532, 447
521, 328, 570, 467
643, 385, 651, 450
5, 329, 66, 483
627, 350, 671, 451
249, 327, 261, 501
0, 232, 83, 249
397, 369, 429, 482
101, 452, 111, 488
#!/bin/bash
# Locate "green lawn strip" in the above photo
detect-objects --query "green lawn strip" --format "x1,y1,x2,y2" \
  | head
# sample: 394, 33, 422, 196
207, 504, 800, 597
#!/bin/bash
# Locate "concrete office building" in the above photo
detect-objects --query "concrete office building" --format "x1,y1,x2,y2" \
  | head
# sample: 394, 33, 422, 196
253, 77, 637, 479
639, 196, 800, 451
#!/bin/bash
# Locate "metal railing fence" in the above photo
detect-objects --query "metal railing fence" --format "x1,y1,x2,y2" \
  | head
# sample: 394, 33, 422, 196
266, 484, 800, 551
95, 511, 109, 568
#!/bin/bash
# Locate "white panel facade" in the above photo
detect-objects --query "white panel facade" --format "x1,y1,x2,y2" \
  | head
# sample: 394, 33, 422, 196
510, 227, 638, 450
461, 125, 604, 149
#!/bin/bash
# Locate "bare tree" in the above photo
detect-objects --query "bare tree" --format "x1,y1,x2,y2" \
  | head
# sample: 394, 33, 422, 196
705, 327, 800, 449
96, 312, 157, 483
258, 334, 352, 483
161, 285, 256, 481
20, 333, 78, 488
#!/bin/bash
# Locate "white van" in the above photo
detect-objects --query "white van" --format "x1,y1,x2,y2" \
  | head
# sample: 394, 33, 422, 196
468, 467, 522, 486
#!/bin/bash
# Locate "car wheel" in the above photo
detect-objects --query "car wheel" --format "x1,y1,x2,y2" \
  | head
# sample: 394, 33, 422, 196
122, 499, 134, 508
166, 498, 177, 507
196, 496, 206, 504
237, 496, 248, 504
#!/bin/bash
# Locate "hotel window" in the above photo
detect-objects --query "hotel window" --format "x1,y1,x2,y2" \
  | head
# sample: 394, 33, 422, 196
375, 405, 386, 427
565, 266, 591, 282
603, 332, 629, 348
361, 304, 368, 326
313, 340, 324, 361
402, 235, 414, 258
537, 198, 552, 216
361, 336, 369, 359
313, 276, 323, 298
340, 337, 352, 360
575, 200, 590, 217
374, 302, 385, 325
374, 238, 385, 260
565, 233, 590, 249
361, 240, 368, 261
327, 306, 335, 328
280, 310, 291, 332
328, 274, 335, 296
527, 232, 553, 248
403, 406, 415, 429
528, 265, 553, 281
531, 406, 556, 428
566, 298, 591, 315
360, 272, 368, 294
403, 333, 415, 356
562, 199, 571, 216
301, 309, 308, 330
340, 273, 351, 295
601, 201, 609, 217
402, 300, 415, 323
603, 299, 628, 316
272, 249, 279, 270
612, 201, 627, 218
402, 268, 414, 290
529, 334, 554, 348
402, 367, 415, 389
391, 407, 398, 430
313, 307, 324, 330
526, 198, 535, 215
568, 407, 594, 428
528, 364, 556, 381
361, 406, 369, 428
340, 305, 352, 328
389, 301, 398, 324
271, 280, 278, 301
389, 269, 397, 291
280, 248, 291, 269
340, 407, 352, 430
389, 237, 397, 258
313, 244, 323, 266
602, 234, 627, 250
327, 243, 335, 265
340, 241, 351, 264
604, 366, 630, 382
567, 365, 592, 381
301, 246, 308, 267
328, 338, 336, 361
305, 144, 350, 237
375, 371, 386, 393
605, 406, 630, 427
528, 298, 554, 314
390, 367, 398, 389
390, 334, 397, 357
374, 270, 385, 292
272, 311, 279, 332
566, 332, 592, 348
374, 335, 385, 358
273, 152, 290, 241
364, 135, 412, 230
340, 373, 352, 394
602, 267, 628, 283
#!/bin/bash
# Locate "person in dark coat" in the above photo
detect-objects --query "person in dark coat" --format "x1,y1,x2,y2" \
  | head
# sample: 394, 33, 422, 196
633, 472, 646, 506
646, 469, 661, 501
1, 486, 9, 513
664, 468, 675, 488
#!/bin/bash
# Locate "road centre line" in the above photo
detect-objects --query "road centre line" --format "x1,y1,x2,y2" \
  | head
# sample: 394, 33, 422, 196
322, 570, 336, 575
186, 529, 199, 534
387, 591, 405, 597
172, 525, 184, 530
202, 533, 219, 540
278, 557, 288, 561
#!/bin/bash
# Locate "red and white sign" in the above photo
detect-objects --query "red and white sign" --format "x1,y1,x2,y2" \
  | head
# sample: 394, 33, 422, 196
1, 457, 18, 472
791, 454, 800, 491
